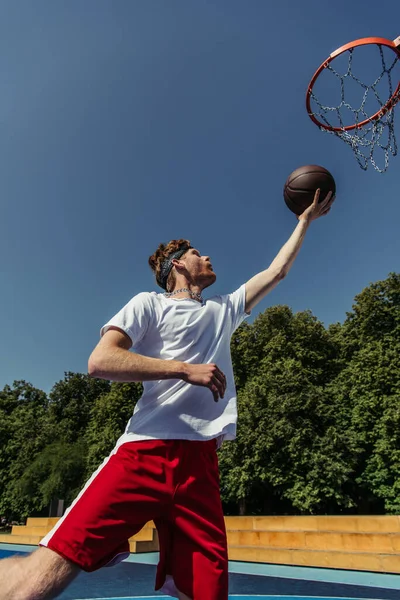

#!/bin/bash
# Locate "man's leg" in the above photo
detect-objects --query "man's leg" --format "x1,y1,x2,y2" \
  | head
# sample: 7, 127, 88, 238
176, 589, 192, 600
155, 440, 229, 600
0, 546, 79, 600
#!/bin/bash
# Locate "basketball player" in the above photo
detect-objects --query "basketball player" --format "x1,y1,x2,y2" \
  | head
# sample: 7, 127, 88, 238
0, 189, 334, 600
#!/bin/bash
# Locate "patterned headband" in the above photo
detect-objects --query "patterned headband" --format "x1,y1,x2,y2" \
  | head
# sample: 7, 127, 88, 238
157, 245, 191, 290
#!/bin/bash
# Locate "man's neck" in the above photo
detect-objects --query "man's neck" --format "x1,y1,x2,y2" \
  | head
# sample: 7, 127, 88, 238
164, 286, 203, 303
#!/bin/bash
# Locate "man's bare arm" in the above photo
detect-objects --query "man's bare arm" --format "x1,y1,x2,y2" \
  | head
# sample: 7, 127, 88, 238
245, 190, 334, 313
88, 327, 227, 401
88, 327, 186, 381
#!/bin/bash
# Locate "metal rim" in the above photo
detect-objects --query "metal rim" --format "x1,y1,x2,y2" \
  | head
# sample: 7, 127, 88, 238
306, 36, 400, 132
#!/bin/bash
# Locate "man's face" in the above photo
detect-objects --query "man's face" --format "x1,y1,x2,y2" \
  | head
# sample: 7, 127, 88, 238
179, 248, 216, 288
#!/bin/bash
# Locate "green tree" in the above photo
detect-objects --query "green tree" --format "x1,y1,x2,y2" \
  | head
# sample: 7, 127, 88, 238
85, 382, 142, 475
16, 440, 88, 511
47, 372, 110, 442
221, 306, 355, 515
331, 273, 400, 513
0, 381, 49, 519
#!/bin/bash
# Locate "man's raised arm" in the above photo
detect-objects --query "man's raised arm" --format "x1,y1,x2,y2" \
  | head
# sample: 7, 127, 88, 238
245, 190, 334, 313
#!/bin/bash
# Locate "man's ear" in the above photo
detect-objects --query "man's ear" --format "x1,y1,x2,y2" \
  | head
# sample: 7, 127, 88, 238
171, 258, 185, 273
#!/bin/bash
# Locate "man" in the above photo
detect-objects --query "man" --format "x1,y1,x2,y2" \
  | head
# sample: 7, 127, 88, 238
0, 190, 333, 600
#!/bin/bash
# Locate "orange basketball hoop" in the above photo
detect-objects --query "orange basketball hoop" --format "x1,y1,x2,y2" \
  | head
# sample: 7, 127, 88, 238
306, 36, 400, 172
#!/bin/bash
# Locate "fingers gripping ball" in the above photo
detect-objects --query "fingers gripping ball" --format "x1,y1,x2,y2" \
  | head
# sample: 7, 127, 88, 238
283, 165, 336, 215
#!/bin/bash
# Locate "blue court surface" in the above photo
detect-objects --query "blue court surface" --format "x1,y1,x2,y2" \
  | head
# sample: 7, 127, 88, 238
1, 545, 400, 600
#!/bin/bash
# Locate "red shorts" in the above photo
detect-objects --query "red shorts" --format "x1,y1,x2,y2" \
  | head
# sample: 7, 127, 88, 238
40, 439, 228, 600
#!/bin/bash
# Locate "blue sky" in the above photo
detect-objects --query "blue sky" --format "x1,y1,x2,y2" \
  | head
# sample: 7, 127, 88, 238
1, 0, 400, 393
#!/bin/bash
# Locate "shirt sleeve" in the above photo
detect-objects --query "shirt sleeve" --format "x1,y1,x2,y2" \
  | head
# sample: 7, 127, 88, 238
223, 284, 250, 333
100, 292, 153, 347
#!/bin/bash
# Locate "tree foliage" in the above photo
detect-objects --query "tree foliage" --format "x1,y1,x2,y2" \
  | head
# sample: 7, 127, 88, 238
85, 381, 142, 475
221, 274, 400, 515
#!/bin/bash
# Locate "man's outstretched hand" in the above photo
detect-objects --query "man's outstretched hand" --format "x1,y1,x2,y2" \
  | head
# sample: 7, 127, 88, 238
298, 189, 335, 223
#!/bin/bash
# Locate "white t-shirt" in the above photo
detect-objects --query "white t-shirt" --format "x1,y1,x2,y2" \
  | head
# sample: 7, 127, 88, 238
101, 285, 249, 447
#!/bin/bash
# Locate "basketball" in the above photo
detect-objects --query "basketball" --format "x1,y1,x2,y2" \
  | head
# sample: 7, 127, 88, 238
283, 165, 336, 216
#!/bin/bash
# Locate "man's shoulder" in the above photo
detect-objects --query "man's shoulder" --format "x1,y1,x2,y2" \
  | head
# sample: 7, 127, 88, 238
206, 285, 245, 304
123, 291, 162, 313
129, 290, 159, 303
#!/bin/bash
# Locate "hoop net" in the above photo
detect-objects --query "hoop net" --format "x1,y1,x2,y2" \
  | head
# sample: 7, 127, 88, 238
308, 40, 400, 172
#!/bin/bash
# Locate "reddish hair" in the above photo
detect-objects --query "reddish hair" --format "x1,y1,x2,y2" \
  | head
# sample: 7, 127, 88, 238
148, 239, 191, 291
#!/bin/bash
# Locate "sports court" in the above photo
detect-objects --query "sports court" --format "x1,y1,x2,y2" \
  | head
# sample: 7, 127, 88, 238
1, 544, 400, 600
